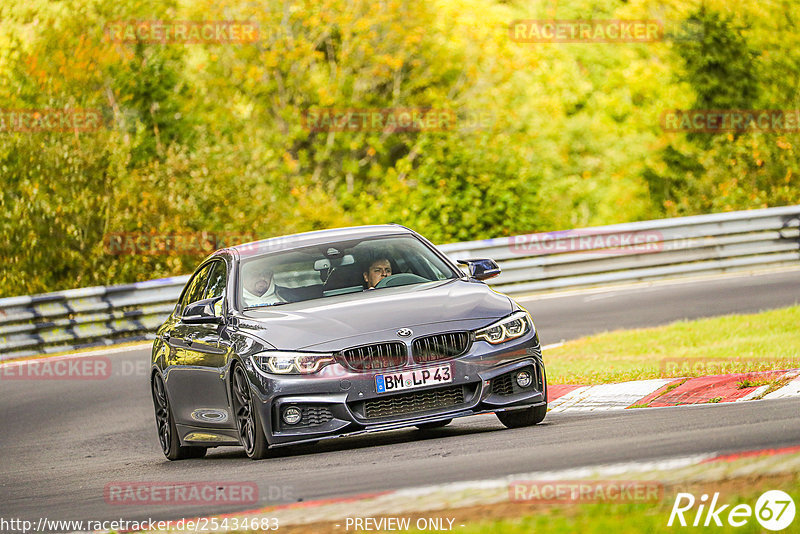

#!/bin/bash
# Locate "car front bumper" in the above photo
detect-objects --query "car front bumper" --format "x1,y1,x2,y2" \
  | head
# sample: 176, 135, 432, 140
246, 333, 547, 446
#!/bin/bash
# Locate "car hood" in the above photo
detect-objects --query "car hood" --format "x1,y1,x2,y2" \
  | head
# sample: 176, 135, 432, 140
237, 279, 513, 350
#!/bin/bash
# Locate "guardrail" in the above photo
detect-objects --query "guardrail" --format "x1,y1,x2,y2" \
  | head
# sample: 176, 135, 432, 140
1, 206, 798, 359
438, 205, 800, 294
0, 277, 189, 359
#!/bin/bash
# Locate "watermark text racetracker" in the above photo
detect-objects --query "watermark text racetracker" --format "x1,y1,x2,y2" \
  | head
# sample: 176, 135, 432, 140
509, 229, 675, 255
104, 231, 257, 256
0, 356, 111, 380
104, 481, 263, 506
0, 516, 278, 534
105, 20, 260, 44
510, 19, 662, 43
661, 109, 800, 133
303, 108, 454, 132
660, 357, 798, 377
0, 109, 103, 132
0, 356, 153, 380
103, 231, 298, 256
510, 480, 664, 503
302, 108, 494, 133
509, 19, 703, 43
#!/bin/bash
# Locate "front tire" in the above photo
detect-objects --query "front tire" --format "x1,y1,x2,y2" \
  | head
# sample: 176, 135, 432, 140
231, 365, 270, 460
151, 373, 207, 460
496, 404, 547, 428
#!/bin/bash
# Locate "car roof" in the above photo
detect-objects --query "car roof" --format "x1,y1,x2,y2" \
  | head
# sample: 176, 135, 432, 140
217, 224, 416, 259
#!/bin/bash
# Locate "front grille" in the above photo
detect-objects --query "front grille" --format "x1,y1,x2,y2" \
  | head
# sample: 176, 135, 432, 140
412, 332, 471, 364
341, 342, 407, 372
363, 385, 464, 419
301, 406, 333, 426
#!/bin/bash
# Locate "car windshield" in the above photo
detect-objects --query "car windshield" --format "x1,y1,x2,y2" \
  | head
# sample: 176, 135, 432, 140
238, 235, 458, 309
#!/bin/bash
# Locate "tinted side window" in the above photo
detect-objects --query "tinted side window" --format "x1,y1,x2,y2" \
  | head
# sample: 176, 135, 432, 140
180, 263, 213, 314
204, 261, 226, 300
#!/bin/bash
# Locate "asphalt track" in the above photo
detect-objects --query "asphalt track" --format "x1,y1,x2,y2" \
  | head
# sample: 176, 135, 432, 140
522, 268, 800, 345
2, 269, 799, 526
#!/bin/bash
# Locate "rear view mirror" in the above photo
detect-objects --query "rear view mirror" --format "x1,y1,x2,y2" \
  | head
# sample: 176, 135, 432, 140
314, 254, 354, 271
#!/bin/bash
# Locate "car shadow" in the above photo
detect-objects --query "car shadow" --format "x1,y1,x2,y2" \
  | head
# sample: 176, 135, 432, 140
203, 417, 516, 460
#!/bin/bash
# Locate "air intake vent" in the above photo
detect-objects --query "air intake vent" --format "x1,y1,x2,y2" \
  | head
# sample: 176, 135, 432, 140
363, 385, 465, 419
491, 372, 515, 396
301, 406, 333, 426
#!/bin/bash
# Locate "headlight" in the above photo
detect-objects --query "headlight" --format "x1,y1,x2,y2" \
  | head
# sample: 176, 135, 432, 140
474, 311, 533, 344
251, 351, 336, 375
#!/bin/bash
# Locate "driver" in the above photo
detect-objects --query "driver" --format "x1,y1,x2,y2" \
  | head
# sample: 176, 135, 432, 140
363, 258, 392, 289
242, 267, 286, 306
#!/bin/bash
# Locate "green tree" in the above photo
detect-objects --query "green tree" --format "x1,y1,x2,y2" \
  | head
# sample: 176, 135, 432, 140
643, 6, 762, 214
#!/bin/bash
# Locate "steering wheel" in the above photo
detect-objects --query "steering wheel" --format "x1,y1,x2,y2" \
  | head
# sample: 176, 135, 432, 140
374, 273, 429, 289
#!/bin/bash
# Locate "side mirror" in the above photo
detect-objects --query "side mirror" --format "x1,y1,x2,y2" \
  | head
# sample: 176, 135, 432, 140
457, 258, 501, 281
183, 297, 224, 324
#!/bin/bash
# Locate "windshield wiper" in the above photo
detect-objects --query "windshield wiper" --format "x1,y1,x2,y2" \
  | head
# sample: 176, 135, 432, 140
244, 302, 291, 310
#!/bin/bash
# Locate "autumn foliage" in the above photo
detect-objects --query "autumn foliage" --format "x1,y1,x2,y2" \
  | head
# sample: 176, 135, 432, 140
1, 0, 798, 296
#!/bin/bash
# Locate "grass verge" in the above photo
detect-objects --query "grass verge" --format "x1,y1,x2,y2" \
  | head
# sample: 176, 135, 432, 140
424, 476, 800, 534
544, 305, 800, 384
274, 473, 800, 534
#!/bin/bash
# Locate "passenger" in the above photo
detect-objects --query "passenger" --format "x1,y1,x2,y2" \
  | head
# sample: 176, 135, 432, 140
242, 267, 286, 306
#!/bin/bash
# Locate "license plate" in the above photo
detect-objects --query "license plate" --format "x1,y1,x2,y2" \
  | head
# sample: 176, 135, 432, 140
375, 364, 452, 394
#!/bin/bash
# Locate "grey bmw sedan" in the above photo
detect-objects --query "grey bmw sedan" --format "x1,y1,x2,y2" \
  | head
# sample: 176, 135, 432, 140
151, 225, 547, 460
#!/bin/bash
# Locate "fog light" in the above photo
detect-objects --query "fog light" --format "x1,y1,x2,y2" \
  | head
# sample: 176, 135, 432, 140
282, 406, 302, 425
515, 370, 532, 388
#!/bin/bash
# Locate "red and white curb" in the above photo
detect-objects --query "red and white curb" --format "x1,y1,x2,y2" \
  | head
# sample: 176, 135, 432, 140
764, 370, 800, 399
548, 379, 674, 412
548, 369, 800, 411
